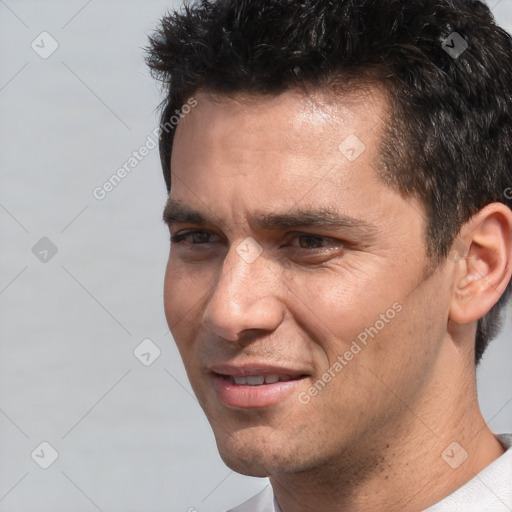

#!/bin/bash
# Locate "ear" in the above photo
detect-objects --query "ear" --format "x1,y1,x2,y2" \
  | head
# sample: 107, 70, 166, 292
449, 203, 512, 325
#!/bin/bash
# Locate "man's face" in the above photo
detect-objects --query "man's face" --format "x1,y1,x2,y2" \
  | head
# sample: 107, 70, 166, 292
163, 88, 452, 476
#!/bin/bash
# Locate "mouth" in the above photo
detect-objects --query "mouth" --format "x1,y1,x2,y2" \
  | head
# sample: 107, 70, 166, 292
217, 373, 306, 385
210, 365, 310, 409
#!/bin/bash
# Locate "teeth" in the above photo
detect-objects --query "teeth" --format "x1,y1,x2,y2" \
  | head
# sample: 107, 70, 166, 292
246, 375, 265, 385
231, 374, 292, 385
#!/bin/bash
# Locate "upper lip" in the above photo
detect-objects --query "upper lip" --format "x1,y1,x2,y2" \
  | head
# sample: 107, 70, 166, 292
210, 363, 309, 378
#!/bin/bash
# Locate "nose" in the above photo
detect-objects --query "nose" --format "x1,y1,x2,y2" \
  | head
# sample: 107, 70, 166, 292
202, 243, 285, 342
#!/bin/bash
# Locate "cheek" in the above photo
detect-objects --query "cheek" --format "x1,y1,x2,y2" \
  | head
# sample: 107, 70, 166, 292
163, 260, 205, 342
280, 261, 401, 358
163, 261, 181, 326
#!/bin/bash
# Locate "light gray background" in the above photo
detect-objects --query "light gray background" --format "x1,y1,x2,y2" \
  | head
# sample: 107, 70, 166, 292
0, 1, 511, 511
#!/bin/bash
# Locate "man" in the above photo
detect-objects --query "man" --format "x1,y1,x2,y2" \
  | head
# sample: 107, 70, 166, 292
146, 0, 512, 510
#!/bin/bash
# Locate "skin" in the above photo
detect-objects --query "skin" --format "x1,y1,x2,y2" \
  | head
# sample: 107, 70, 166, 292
163, 88, 511, 512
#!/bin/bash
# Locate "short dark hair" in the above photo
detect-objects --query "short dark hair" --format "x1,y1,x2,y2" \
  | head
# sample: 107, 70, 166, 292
146, 0, 512, 363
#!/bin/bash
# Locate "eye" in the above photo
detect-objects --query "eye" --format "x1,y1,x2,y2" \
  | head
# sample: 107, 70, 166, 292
171, 230, 217, 244
293, 234, 331, 249
281, 233, 346, 264
285, 233, 336, 250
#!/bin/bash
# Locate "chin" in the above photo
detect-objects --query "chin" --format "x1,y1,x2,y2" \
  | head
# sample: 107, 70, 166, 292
213, 425, 316, 477
219, 450, 271, 477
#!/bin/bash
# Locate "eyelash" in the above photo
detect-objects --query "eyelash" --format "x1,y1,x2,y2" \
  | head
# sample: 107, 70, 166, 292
170, 230, 336, 249
171, 231, 213, 244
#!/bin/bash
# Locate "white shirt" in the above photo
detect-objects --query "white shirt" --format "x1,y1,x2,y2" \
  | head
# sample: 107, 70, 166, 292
227, 434, 512, 512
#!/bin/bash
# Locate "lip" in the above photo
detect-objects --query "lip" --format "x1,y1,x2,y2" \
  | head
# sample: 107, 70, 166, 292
210, 363, 310, 409
210, 363, 307, 378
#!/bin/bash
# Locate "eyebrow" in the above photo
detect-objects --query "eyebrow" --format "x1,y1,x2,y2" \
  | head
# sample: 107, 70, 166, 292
163, 200, 207, 226
163, 199, 377, 236
251, 210, 374, 232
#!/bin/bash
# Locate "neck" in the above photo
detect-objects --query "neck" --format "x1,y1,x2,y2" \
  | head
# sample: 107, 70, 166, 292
270, 355, 504, 512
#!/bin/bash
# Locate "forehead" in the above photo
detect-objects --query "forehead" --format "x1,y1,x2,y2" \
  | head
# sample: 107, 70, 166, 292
168, 87, 393, 225
173, 86, 388, 156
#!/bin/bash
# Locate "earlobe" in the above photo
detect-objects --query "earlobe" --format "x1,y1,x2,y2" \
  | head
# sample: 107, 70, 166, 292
449, 203, 512, 325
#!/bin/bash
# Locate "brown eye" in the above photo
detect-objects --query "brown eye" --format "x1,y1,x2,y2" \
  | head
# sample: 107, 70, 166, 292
297, 235, 329, 249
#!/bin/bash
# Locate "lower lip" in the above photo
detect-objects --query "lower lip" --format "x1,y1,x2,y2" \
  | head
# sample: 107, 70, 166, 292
212, 374, 306, 409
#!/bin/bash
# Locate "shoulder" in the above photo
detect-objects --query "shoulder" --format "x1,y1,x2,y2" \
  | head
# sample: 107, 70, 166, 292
425, 434, 512, 511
